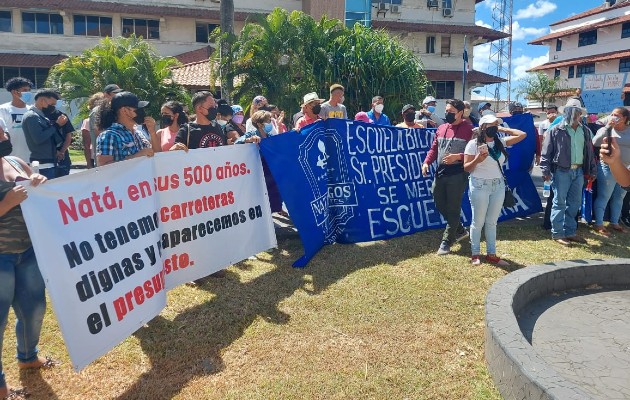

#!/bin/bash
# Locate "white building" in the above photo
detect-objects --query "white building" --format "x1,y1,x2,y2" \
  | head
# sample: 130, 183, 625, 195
528, 0, 630, 106
0, 0, 505, 101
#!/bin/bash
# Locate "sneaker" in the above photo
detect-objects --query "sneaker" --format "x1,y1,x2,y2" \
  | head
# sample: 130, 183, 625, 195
437, 240, 451, 255
471, 255, 482, 266
554, 238, 572, 246
454, 228, 469, 243
485, 254, 509, 266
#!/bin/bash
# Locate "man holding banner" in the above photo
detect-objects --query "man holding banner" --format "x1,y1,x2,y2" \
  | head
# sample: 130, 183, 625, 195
422, 99, 473, 255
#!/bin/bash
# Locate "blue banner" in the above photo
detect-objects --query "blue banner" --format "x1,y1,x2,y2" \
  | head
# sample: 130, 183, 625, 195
260, 114, 542, 267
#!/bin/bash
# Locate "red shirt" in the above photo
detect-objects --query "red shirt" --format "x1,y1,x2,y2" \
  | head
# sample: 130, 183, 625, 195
295, 114, 320, 131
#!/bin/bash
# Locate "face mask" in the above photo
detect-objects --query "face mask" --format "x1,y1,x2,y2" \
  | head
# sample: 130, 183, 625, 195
206, 107, 218, 121
311, 104, 322, 115
374, 104, 384, 114
161, 115, 174, 126
485, 125, 499, 137
404, 112, 415, 123
0, 140, 12, 157
427, 105, 436, 114
133, 108, 146, 125
463, 109, 471, 118
512, 110, 523, 115
19, 91, 33, 104
444, 112, 456, 124
263, 122, 274, 134
42, 104, 56, 115
216, 119, 228, 127
233, 115, 244, 124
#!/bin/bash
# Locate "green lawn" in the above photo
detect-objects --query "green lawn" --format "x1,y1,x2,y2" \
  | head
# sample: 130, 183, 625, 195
4, 216, 630, 399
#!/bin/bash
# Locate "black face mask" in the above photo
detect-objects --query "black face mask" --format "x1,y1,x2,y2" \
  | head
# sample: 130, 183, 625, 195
404, 112, 415, 122
445, 112, 456, 124
43, 105, 56, 115
0, 140, 12, 157
311, 104, 322, 115
485, 125, 499, 137
511, 110, 524, 115
133, 108, 146, 125
161, 115, 174, 126
206, 107, 218, 121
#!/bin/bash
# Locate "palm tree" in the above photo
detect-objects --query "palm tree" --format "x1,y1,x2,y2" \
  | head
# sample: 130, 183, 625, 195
46, 35, 189, 119
220, 0, 235, 101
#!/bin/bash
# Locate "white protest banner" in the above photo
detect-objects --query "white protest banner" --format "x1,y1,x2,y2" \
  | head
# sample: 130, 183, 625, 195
21, 157, 165, 371
581, 72, 627, 113
154, 145, 276, 288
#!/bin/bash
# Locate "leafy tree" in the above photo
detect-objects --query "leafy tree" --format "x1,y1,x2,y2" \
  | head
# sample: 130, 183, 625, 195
46, 35, 189, 119
517, 72, 566, 110
212, 8, 427, 122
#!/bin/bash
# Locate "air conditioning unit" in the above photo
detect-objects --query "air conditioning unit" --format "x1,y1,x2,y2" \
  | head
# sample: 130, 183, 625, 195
390, 5, 401, 13
443, 7, 453, 17
378, 2, 389, 11
427, 0, 439, 8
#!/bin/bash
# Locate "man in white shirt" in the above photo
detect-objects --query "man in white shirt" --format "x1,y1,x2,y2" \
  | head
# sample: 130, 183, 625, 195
0, 77, 34, 162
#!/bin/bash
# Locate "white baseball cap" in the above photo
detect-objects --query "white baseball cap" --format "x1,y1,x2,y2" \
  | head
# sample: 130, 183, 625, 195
422, 96, 436, 105
479, 114, 503, 126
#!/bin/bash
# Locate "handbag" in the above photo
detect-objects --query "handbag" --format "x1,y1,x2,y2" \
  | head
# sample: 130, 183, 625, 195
494, 157, 516, 208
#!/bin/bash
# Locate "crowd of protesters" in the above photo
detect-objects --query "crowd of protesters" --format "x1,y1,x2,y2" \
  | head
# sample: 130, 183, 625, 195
1, 75, 629, 398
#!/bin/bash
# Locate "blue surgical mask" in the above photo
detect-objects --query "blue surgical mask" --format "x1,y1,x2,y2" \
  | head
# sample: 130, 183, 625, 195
20, 91, 34, 104
427, 106, 436, 113
263, 122, 273, 134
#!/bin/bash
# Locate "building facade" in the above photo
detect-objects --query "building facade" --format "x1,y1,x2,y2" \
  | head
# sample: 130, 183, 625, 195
0, 0, 504, 102
528, 0, 630, 106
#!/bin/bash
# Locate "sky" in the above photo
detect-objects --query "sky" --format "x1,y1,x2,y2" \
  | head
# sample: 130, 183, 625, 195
473, 0, 605, 100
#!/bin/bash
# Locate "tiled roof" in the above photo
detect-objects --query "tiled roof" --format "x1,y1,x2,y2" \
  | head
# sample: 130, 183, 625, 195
174, 46, 214, 65
528, 49, 630, 71
529, 13, 630, 45
425, 69, 506, 84
372, 20, 509, 41
550, 1, 630, 26
10, 0, 261, 21
171, 60, 215, 89
0, 53, 66, 67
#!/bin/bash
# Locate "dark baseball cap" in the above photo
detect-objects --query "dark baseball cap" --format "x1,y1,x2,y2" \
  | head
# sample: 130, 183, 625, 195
103, 84, 123, 94
401, 104, 416, 113
111, 91, 149, 112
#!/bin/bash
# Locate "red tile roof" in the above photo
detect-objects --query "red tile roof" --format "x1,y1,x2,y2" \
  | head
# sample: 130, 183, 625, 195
528, 49, 630, 71
10, 0, 261, 21
372, 20, 509, 41
529, 13, 630, 45
550, 1, 630, 27
0, 53, 66, 67
174, 46, 214, 65
171, 60, 215, 89
425, 69, 506, 84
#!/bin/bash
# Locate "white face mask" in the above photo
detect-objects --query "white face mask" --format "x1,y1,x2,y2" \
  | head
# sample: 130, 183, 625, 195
216, 119, 228, 127
374, 104, 384, 114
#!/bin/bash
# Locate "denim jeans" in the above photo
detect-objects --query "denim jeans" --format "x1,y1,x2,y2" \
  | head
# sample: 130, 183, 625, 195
594, 162, 627, 225
432, 172, 468, 244
0, 247, 46, 388
468, 176, 505, 255
551, 168, 584, 239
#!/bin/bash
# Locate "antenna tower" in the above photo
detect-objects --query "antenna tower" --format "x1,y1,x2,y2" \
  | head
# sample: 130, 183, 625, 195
486, 0, 513, 108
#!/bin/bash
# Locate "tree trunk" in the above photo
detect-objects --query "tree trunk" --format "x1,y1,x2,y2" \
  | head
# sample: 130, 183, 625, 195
220, 0, 234, 101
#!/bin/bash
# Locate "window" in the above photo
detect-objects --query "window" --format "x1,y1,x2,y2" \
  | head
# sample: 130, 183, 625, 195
0, 67, 50, 89
576, 63, 595, 77
195, 22, 220, 42
122, 18, 159, 39
620, 57, 630, 73
556, 39, 562, 51
440, 36, 451, 56
568, 65, 574, 78
0, 10, 11, 32
622, 22, 630, 39
426, 36, 435, 53
442, 0, 452, 8
554, 69, 560, 78
578, 30, 597, 47
74, 15, 112, 37
22, 12, 63, 34
430, 81, 455, 99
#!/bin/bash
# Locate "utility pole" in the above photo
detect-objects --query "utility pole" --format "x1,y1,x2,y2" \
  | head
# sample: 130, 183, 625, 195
486, 0, 513, 110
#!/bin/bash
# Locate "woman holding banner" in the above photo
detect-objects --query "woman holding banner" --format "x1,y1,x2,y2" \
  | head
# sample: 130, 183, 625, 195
463, 114, 526, 266
0, 125, 52, 399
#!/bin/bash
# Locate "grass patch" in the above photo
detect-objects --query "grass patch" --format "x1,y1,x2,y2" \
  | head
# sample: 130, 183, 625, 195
69, 149, 86, 164
3, 215, 629, 399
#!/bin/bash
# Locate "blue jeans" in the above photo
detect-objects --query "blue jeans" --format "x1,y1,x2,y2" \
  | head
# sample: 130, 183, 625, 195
594, 162, 627, 225
468, 176, 505, 255
0, 247, 46, 388
551, 169, 584, 239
